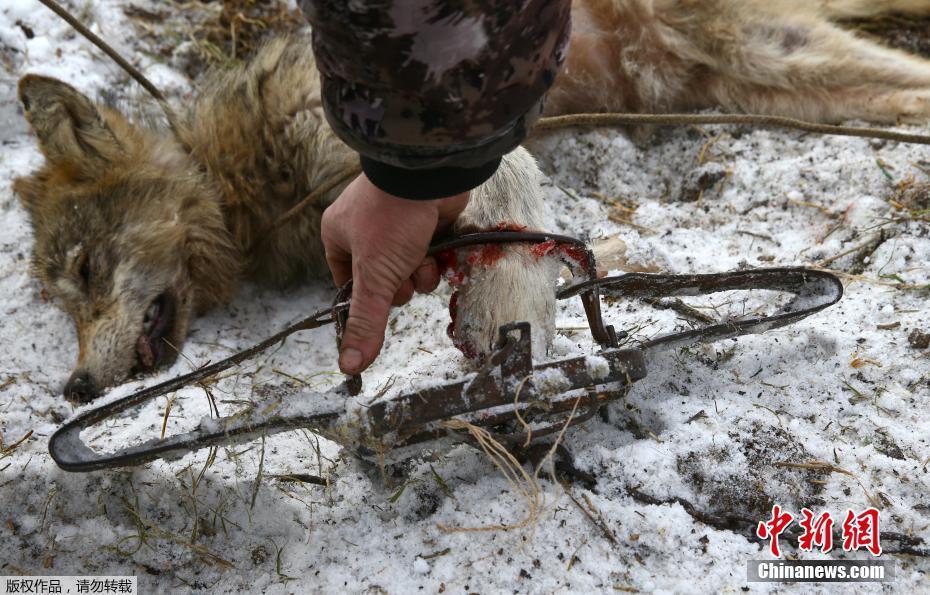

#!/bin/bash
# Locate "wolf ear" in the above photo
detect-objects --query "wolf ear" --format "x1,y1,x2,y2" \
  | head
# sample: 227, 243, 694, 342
18, 74, 121, 167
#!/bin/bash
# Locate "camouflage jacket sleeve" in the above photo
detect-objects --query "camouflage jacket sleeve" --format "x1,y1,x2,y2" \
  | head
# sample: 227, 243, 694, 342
299, 1, 571, 200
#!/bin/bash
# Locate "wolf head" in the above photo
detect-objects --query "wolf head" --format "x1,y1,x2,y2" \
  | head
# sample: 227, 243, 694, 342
14, 75, 241, 403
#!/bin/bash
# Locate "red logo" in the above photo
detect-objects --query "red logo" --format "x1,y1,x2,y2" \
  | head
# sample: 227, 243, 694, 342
798, 509, 834, 553
842, 508, 882, 556
757, 505, 794, 558
757, 506, 882, 557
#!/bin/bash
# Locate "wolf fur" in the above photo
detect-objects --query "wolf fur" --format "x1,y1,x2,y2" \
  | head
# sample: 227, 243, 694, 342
14, 0, 930, 401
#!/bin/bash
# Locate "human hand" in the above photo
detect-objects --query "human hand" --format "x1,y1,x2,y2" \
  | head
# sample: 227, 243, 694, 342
322, 173, 469, 374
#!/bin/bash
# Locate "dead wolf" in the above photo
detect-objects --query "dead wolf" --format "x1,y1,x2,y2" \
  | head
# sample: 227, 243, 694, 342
14, 0, 930, 402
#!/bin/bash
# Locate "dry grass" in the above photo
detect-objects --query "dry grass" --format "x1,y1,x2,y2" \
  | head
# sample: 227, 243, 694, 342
890, 174, 930, 221
436, 396, 584, 535
124, 0, 304, 80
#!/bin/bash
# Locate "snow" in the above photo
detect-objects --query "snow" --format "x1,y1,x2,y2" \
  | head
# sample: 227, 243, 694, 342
1, 1, 929, 593
533, 366, 571, 394
585, 355, 611, 381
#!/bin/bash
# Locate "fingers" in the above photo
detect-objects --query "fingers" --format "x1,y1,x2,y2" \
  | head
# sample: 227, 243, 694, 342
322, 229, 352, 288
338, 275, 393, 374
328, 257, 352, 288
324, 223, 436, 297
392, 279, 415, 306
319, 176, 465, 375
331, 257, 432, 306
340, 259, 441, 372
337, 258, 441, 373
412, 257, 440, 294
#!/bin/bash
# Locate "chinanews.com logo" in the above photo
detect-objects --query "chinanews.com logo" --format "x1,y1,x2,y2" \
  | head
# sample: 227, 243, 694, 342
747, 505, 895, 583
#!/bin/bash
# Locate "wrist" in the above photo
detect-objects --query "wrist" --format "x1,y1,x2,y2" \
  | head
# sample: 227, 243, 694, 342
361, 174, 468, 225
360, 156, 500, 201
435, 192, 470, 226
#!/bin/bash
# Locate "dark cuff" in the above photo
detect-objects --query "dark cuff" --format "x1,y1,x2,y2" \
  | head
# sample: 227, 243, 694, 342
360, 156, 502, 200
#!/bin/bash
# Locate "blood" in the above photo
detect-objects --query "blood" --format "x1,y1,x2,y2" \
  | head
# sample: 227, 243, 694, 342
466, 243, 504, 268
453, 336, 478, 360
437, 248, 478, 358
532, 239, 594, 281
531, 239, 557, 258
435, 249, 457, 276
446, 291, 478, 359
438, 222, 531, 360
558, 243, 589, 267
435, 249, 467, 286
448, 290, 459, 324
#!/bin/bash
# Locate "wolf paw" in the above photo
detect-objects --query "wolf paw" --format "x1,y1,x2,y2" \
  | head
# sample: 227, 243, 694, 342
437, 236, 559, 361
447, 147, 558, 361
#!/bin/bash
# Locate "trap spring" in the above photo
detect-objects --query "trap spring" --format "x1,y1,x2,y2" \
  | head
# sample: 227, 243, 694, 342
48, 232, 843, 472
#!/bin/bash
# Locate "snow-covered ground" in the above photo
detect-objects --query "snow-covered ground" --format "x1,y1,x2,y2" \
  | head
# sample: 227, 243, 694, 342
1, 1, 928, 593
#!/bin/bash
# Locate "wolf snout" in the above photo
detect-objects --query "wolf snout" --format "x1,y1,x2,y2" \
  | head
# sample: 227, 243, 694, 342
63, 371, 99, 404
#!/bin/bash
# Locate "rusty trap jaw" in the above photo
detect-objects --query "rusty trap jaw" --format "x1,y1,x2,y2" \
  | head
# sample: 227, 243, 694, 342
355, 321, 647, 459
48, 231, 843, 472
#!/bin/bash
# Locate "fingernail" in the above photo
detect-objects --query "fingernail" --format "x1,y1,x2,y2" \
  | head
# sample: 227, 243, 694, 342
339, 348, 363, 373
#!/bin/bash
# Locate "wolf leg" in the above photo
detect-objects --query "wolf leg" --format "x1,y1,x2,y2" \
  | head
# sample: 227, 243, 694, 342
699, 81, 930, 124
679, 8, 930, 122
553, 0, 930, 122
815, 0, 930, 19
449, 148, 559, 361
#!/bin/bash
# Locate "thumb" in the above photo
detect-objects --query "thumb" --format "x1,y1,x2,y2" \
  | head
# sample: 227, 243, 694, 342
338, 268, 397, 374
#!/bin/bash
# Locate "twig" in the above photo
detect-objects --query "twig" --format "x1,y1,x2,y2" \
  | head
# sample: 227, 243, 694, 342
752, 403, 783, 427
252, 165, 361, 252
159, 394, 176, 441
270, 473, 327, 486
1, 430, 33, 455
250, 435, 266, 510
684, 410, 708, 424
816, 233, 885, 268
564, 487, 618, 545
607, 214, 656, 234
35, 0, 184, 142
642, 298, 715, 324
36, 0, 164, 101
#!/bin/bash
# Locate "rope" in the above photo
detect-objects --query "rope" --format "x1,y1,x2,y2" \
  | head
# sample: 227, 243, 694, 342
534, 112, 930, 145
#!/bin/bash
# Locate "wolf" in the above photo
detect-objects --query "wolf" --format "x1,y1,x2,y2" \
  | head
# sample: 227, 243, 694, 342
14, 0, 930, 402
